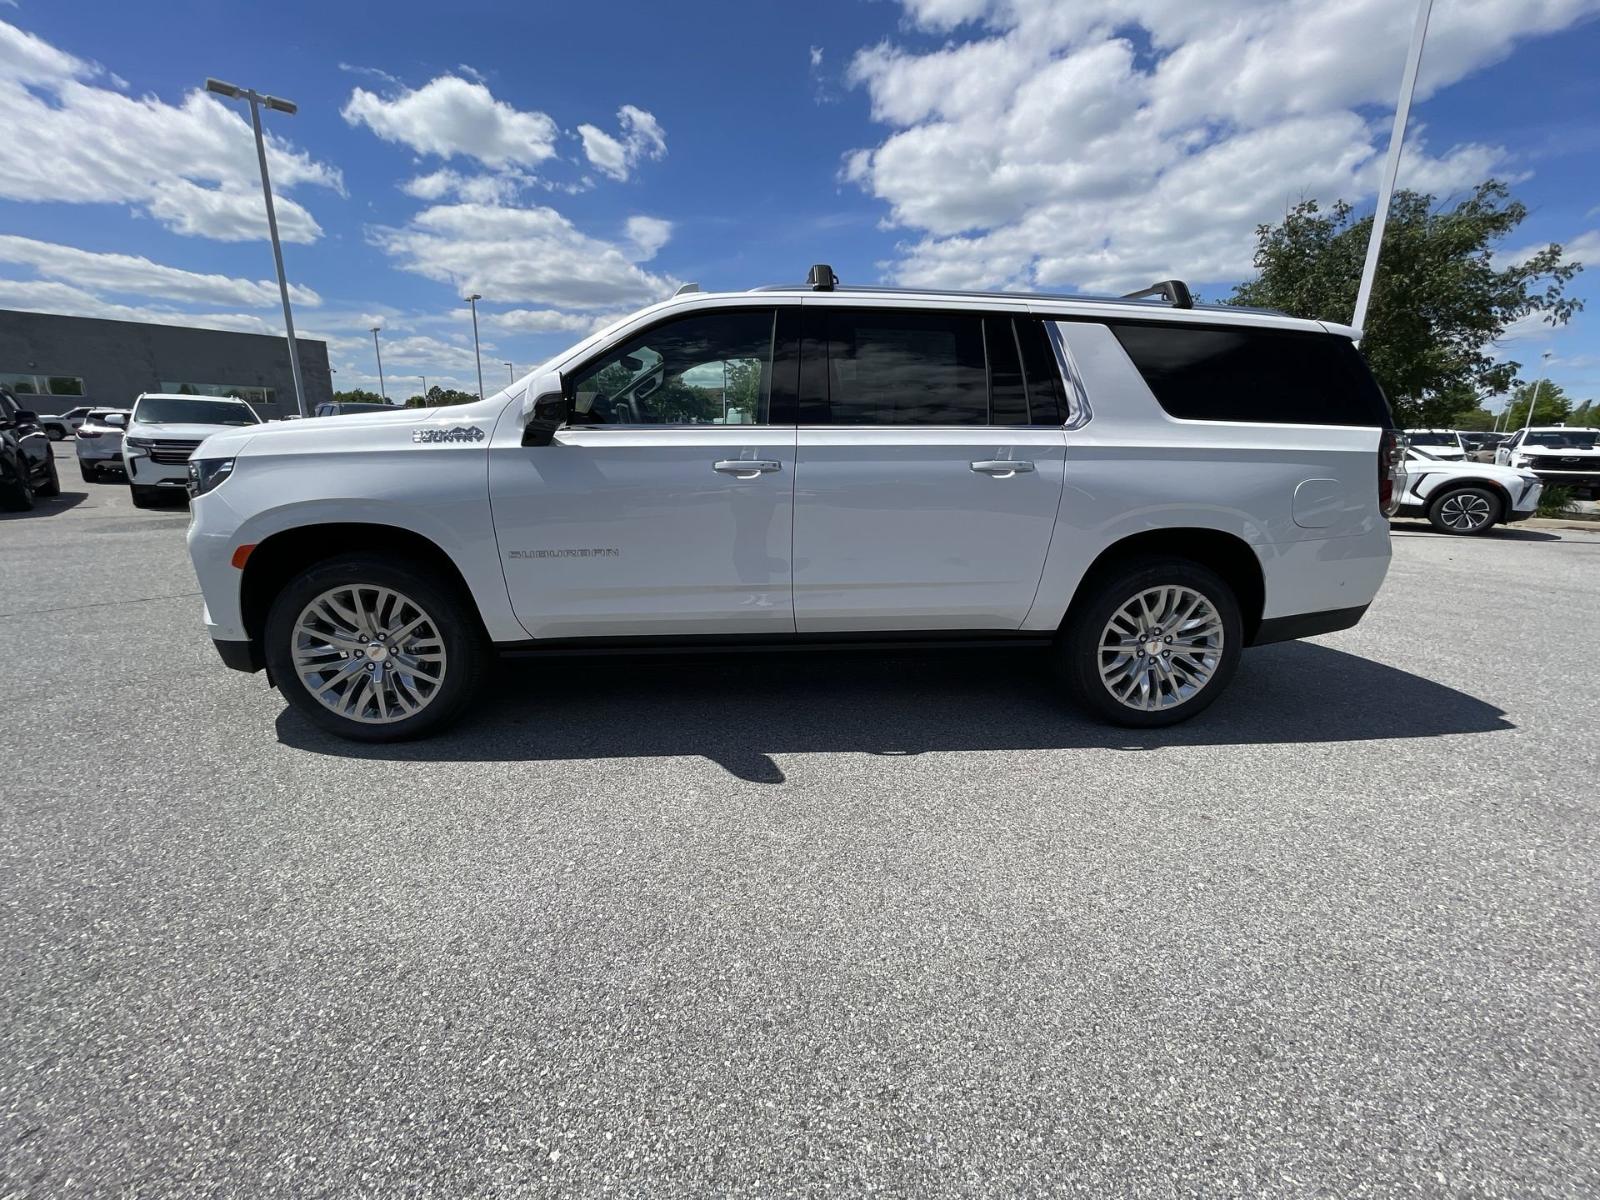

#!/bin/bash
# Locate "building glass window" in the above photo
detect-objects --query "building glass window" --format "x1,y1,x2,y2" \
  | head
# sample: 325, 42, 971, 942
1, 371, 86, 396
160, 381, 277, 407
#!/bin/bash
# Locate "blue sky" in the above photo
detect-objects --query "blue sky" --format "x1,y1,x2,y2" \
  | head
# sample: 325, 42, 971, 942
1, 0, 1598, 407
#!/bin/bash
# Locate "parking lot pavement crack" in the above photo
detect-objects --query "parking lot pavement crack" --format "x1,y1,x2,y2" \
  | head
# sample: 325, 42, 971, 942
0, 590, 202, 619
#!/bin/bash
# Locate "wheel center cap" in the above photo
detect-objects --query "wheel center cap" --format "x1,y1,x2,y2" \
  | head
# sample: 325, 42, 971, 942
367, 643, 389, 662
1143, 637, 1163, 656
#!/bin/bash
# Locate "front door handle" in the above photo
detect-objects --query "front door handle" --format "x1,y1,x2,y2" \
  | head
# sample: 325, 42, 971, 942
713, 459, 782, 476
970, 459, 1035, 476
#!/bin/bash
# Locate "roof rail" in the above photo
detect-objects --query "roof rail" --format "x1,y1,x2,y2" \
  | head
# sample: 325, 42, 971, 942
1121, 280, 1194, 309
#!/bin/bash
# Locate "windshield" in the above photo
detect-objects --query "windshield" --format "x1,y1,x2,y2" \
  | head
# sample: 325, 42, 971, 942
1525, 430, 1599, 450
1407, 432, 1457, 446
133, 397, 259, 426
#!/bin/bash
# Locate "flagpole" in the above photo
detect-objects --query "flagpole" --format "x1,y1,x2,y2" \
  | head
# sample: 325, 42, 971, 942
1352, 0, 1434, 338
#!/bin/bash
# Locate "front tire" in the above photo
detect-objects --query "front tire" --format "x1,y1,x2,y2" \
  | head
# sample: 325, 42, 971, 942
1427, 486, 1501, 535
129, 484, 160, 508
1056, 557, 1242, 728
264, 554, 488, 742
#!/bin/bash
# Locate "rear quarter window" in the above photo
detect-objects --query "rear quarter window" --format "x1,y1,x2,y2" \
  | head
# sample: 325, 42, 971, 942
1110, 322, 1391, 428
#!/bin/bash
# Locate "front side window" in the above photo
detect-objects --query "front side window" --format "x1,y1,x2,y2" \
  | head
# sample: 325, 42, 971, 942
568, 309, 775, 426
133, 397, 260, 426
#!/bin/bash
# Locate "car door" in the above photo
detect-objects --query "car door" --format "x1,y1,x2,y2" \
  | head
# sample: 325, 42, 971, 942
1496, 432, 1521, 466
791, 305, 1067, 632
490, 305, 799, 640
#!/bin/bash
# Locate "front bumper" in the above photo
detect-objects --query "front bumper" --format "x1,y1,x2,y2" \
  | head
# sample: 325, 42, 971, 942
1527, 470, 1600, 499
123, 452, 190, 486
212, 636, 263, 673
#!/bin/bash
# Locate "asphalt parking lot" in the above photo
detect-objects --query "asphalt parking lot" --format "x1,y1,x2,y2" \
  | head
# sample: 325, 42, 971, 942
4, 440, 1599, 1198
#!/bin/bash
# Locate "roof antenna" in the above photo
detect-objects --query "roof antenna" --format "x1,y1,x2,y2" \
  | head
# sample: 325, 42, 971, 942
806, 263, 838, 292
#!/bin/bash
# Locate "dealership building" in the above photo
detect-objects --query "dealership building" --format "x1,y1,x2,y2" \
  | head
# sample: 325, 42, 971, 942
0, 309, 333, 420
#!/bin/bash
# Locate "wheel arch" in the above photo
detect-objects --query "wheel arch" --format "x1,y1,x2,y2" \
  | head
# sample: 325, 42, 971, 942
1059, 528, 1266, 645
239, 522, 486, 650
1425, 476, 1514, 511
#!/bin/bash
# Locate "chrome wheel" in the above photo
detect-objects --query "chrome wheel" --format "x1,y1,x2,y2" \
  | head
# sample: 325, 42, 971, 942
1098, 585, 1224, 712
291, 585, 448, 725
1438, 492, 1493, 531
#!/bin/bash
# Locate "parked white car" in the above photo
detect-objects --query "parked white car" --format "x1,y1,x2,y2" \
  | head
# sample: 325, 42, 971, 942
40, 406, 92, 440
74, 408, 129, 481
186, 268, 1399, 741
1403, 429, 1467, 459
122, 393, 261, 508
1394, 447, 1541, 534
1494, 426, 1600, 499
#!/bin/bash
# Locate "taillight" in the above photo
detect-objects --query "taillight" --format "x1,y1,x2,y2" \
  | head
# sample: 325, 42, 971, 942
1378, 429, 1404, 516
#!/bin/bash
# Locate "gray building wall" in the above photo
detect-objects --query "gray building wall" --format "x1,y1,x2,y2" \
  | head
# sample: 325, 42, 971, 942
0, 309, 332, 420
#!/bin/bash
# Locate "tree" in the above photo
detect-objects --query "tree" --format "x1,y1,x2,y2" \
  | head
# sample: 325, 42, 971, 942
333, 388, 387, 405
404, 385, 476, 408
1499, 379, 1571, 430
1230, 181, 1583, 427
1569, 399, 1599, 426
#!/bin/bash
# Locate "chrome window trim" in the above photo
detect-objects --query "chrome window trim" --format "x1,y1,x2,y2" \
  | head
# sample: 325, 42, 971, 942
1043, 320, 1093, 430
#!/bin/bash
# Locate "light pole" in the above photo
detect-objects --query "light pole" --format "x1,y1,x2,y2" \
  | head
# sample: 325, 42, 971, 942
1351, 0, 1434, 337
369, 327, 387, 402
418, 375, 428, 405
504, 361, 515, 384
465, 293, 485, 401
1524, 351, 1553, 430
205, 77, 308, 419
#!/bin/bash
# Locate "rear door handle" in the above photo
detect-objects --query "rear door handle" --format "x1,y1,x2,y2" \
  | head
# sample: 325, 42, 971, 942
713, 459, 782, 476
969, 459, 1035, 476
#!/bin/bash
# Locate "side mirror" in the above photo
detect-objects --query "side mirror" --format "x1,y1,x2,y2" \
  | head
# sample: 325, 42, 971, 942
520, 371, 567, 447
105, 413, 127, 428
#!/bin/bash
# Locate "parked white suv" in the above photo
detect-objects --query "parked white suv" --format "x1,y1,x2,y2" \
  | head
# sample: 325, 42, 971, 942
186, 269, 1399, 741
1494, 426, 1600, 499
123, 393, 261, 508
1394, 446, 1541, 534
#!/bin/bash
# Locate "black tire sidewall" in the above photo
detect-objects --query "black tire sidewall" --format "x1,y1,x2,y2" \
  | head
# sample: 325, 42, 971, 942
1059, 557, 1243, 728
1427, 486, 1501, 535
36, 454, 60, 497
264, 554, 485, 742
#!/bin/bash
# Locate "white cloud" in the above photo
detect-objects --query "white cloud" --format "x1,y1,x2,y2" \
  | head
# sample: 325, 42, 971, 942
577, 105, 667, 181
624, 215, 673, 261
0, 235, 320, 308
0, 19, 342, 243
481, 308, 598, 335
371, 202, 677, 309
342, 75, 558, 168
400, 168, 530, 205
844, 0, 1600, 292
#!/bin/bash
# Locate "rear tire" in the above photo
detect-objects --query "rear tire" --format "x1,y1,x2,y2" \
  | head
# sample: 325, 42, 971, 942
264, 554, 488, 742
80, 463, 97, 483
129, 485, 160, 508
1056, 557, 1242, 728
35, 452, 60, 497
46, 427, 63, 441
1427, 486, 1501, 535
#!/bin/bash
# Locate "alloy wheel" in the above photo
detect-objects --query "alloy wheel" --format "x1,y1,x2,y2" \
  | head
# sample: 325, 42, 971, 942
1438, 492, 1493, 531
1097, 585, 1224, 712
291, 585, 448, 724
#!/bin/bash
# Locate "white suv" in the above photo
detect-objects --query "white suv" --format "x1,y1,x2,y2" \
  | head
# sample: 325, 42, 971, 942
186, 269, 1399, 741
124, 393, 261, 508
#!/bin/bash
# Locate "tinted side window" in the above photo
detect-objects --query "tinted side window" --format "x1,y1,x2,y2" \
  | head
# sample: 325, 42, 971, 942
569, 309, 776, 426
985, 317, 1028, 426
1110, 323, 1391, 427
824, 310, 987, 426
1017, 319, 1063, 426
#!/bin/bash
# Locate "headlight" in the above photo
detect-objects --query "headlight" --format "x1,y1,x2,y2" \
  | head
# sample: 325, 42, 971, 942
125, 435, 153, 451
186, 457, 235, 497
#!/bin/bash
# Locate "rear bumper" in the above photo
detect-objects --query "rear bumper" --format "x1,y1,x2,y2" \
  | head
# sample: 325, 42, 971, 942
1251, 604, 1369, 646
